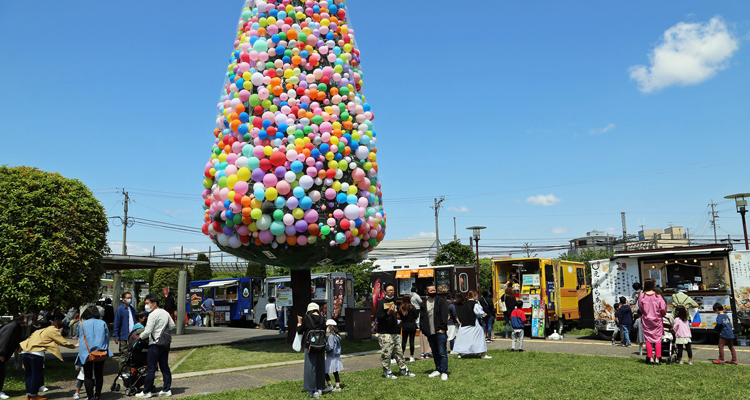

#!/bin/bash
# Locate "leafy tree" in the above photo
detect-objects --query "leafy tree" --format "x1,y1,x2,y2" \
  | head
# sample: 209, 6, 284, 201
0, 166, 109, 312
212, 271, 245, 280
267, 266, 291, 277
148, 268, 158, 290
152, 267, 192, 303
246, 262, 267, 278
193, 253, 213, 281
121, 269, 150, 281
432, 241, 475, 266
479, 258, 493, 294
558, 249, 615, 285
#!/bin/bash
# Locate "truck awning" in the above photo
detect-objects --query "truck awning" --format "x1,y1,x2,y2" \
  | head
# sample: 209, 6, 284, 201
199, 280, 238, 288
418, 269, 434, 278
395, 270, 413, 279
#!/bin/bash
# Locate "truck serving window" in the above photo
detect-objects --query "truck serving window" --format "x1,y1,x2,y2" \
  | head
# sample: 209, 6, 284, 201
459, 273, 469, 293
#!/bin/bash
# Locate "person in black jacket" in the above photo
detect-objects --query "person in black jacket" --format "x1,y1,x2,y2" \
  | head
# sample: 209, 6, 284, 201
0, 314, 26, 399
375, 283, 415, 380
480, 291, 496, 342
398, 295, 419, 362
419, 285, 450, 380
297, 303, 327, 398
501, 287, 517, 339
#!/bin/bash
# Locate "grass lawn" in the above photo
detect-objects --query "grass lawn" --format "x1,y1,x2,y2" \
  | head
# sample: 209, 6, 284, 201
1, 358, 78, 394
179, 350, 750, 400
173, 339, 381, 374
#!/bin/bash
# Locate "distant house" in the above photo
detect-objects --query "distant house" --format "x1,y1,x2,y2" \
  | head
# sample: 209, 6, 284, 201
569, 227, 689, 255
366, 238, 438, 270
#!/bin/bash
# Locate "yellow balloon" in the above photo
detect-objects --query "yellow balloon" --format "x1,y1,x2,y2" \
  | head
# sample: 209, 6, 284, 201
332, 181, 342, 192
330, 136, 339, 145
218, 153, 227, 162
250, 208, 262, 220
237, 167, 251, 181
292, 207, 304, 219
226, 175, 238, 189
338, 160, 348, 171
327, 160, 339, 170
347, 186, 358, 195
265, 187, 278, 201
263, 146, 273, 156
251, 199, 262, 209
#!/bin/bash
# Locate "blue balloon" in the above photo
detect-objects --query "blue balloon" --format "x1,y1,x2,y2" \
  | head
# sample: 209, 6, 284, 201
235, 78, 245, 88
254, 188, 265, 201
336, 193, 347, 204
346, 194, 357, 204
223, 200, 231, 209
320, 143, 330, 153
238, 124, 249, 134
311, 149, 320, 159
299, 196, 313, 210
290, 160, 304, 173
239, 112, 249, 122
274, 197, 286, 209
293, 186, 305, 198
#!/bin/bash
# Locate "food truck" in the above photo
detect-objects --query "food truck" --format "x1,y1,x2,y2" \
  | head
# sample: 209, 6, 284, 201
251, 272, 356, 327
492, 258, 592, 337
370, 264, 479, 307
188, 277, 264, 326
590, 246, 750, 342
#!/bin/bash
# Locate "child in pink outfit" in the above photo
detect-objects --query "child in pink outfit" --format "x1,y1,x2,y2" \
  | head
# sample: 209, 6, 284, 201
673, 306, 692, 365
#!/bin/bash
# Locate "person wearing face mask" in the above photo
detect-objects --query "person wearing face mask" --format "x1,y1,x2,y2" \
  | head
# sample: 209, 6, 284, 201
375, 283, 415, 380
136, 294, 175, 398
420, 285, 450, 381
114, 291, 137, 371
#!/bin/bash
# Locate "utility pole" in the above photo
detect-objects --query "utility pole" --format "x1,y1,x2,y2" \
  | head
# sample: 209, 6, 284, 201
687, 228, 691, 246
709, 201, 719, 244
621, 212, 628, 251
453, 217, 457, 242
430, 196, 445, 253
121, 189, 131, 255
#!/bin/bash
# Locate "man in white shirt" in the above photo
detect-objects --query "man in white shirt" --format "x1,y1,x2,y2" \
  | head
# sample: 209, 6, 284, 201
136, 294, 175, 398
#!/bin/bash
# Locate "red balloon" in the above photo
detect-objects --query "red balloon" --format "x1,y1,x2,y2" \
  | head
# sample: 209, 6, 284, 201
270, 152, 286, 167
259, 158, 272, 171
340, 219, 350, 230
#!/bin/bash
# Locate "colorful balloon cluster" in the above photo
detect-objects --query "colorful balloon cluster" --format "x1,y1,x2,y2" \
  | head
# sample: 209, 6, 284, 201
201, 0, 385, 268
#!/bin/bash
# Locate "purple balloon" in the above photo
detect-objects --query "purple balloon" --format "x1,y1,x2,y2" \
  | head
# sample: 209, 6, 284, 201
258, 230, 273, 244
295, 220, 308, 232
286, 197, 299, 209
285, 225, 297, 236
304, 209, 319, 223
251, 168, 265, 182
315, 161, 324, 170
222, 226, 234, 235
274, 166, 287, 178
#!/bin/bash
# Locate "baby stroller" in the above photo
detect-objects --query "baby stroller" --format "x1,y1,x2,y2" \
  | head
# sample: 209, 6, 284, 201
111, 329, 149, 396
659, 314, 677, 364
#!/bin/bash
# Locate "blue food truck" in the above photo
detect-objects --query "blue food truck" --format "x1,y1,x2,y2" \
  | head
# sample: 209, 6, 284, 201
188, 277, 264, 327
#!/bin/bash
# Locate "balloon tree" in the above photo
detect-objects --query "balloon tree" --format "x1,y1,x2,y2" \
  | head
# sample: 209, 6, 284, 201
201, 0, 385, 274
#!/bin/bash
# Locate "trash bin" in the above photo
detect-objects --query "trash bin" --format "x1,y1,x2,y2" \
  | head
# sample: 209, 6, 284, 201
345, 307, 372, 340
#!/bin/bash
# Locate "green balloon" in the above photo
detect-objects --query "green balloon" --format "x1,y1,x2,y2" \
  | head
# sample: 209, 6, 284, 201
311, 115, 323, 125
321, 226, 331, 235
250, 94, 261, 107
273, 209, 284, 221
270, 221, 285, 235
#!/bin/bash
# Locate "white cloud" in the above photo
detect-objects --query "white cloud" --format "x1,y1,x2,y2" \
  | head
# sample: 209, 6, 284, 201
606, 227, 617, 233
446, 206, 469, 213
589, 123, 616, 135
629, 17, 738, 93
409, 231, 436, 239
526, 194, 562, 207
108, 241, 152, 256
167, 246, 202, 255
552, 227, 569, 234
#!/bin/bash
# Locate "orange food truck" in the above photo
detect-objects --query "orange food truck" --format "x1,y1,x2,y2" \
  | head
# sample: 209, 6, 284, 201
492, 257, 592, 337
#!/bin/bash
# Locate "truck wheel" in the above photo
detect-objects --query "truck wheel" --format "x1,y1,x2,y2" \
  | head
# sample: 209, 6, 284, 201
691, 332, 708, 344
597, 330, 613, 341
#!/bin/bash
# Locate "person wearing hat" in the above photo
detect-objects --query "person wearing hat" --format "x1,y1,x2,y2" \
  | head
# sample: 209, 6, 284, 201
670, 289, 699, 319
297, 303, 327, 398
323, 319, 343, 393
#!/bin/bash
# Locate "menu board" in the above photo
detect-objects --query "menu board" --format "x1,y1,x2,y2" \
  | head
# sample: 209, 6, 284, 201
730, 251, 750, 311
523, 274, 540, 286
332, 277, 345, 319
277, 288, 293, 307
189, 287, 204, 314
399, 277, 414, 295
436, 270, 451, 293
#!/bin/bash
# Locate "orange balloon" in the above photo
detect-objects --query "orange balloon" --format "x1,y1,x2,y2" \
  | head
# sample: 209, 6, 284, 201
339, 242, 349, 250
235, 104, 245, 113
257, 27, 266, 36
242, 207, 252, 217
316, 92, 326, 101
230, 120, 241, 131
287, 235, 298, 246
330, 87, 339, 96
292, 55, 302, 65
317, 169, 327, 179
342, 146, 351, 156
302, 148, 311, 158
273, 86, 283, 96
286, 30, 297, 40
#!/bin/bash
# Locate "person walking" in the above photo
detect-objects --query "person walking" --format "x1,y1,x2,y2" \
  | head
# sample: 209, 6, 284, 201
398, 295, 419, 362
375, 283, 415, 380
446, 293, 459, 353
19, 320, 77, 400
76, 306, 113, 400
0, 314, 25, 400
637, 279, 667, 365
297, 303, 327, 398
136, 294, 176, 398
163, 290, 177, 321
420, 285, 449, 381
453, 292, 491, 359
201, 296, 215, 328
114, 291, 137, 371
500, 287, 517, 339
265, 297, 278, 330
409, 286, 422, 312
712, 302, 738, 365
479, 290, 496, 342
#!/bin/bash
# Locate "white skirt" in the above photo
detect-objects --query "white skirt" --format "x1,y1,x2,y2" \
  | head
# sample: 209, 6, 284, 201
453, 322, 487, 354
325, 355, 343, 374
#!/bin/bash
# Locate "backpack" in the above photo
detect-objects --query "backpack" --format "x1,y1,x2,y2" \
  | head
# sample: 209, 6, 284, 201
304, 314, 326, 354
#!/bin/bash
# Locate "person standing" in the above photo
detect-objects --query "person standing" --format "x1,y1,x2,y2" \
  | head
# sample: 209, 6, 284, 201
398, 295, 418, 362
163, 291, 177, 321
637, 279, 667, 365
712, 302, 738, 364
420, 285, 449, 381
670, 289, 699, 318
76, 306, 113, 400
446, 293, 459, 353
375, 283, 415, 380
0, 314, 25, 400
616, 297, 633, 347
201, 296, 215, 328
265, 297, 278, 330
479, 290, 496, 342
297, 303, 327, 398
409, 286, 422, 312
136, 294, 176, 398
453, 292, 492, 359
114, 291, 137, 371
501, 287, 517, 339
19, 320, 77, 400
510, 302, 527, 352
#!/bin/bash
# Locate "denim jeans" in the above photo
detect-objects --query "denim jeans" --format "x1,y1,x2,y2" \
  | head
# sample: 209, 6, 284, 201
22, 353, 44, 397
484, 316, 495, 339
143, 344, 171, 394
426, 332, 448, 374
620, 324, 631, 346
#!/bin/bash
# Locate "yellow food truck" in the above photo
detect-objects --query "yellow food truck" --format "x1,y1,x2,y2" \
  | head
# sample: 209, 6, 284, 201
492, 257, 592, 337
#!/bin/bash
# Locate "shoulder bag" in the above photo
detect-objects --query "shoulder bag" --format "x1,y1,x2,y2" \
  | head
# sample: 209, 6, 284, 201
81, 322, 108, 362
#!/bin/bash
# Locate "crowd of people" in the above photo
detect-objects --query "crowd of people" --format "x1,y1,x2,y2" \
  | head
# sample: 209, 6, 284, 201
0, 292, 176, 400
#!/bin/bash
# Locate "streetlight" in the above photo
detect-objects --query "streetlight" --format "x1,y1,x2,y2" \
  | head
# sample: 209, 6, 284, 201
724, 193, 750, 250
466, 226, 486, 292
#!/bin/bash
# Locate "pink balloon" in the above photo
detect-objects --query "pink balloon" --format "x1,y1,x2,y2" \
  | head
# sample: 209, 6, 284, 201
234, 181, 249, 195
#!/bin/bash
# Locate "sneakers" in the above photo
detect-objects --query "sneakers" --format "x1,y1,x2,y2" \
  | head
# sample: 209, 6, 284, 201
135, 392, 153, 398
510, 349, 516, 352
611, 342, 616, 346
428, 371, 441, 378
307, 391, 321, 398
726, 361, 739, 365
0, 392, 8, 400
323, 385, 334, 393
40, 386, 49, 393
456, 355, 461, 359
399, 369, 416, 378
158, 390, 172, 397
332, 387, 342, 392
486, 340, 492, 343
408, 357, 415, 362
688, 362, 693, 365
517, 349, 525, 352
679, 361, 684, 365
441, 373, 448, 381
73, 394, 80, 400
712, 360, 724, 364
383, 372, 398, 380
481, 354, 493, 359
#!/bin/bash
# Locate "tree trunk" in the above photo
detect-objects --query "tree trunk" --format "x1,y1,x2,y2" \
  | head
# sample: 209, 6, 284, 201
286, 269, 312, 344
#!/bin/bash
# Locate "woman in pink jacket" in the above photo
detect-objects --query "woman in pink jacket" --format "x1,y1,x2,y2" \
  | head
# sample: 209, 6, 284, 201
637, 279, 667, 365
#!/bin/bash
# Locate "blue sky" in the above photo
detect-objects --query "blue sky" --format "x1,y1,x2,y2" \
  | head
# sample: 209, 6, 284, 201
1, 1, 749, 259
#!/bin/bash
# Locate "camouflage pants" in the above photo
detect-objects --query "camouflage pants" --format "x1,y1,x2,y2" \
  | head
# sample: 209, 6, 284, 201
378, 333, 407, 373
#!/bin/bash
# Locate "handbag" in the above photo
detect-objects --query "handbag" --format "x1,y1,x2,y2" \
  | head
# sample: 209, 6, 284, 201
81, 322, 108, 363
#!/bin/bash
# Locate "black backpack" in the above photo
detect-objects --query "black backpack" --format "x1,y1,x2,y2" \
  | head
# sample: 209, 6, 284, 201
304, 314, 326, 353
